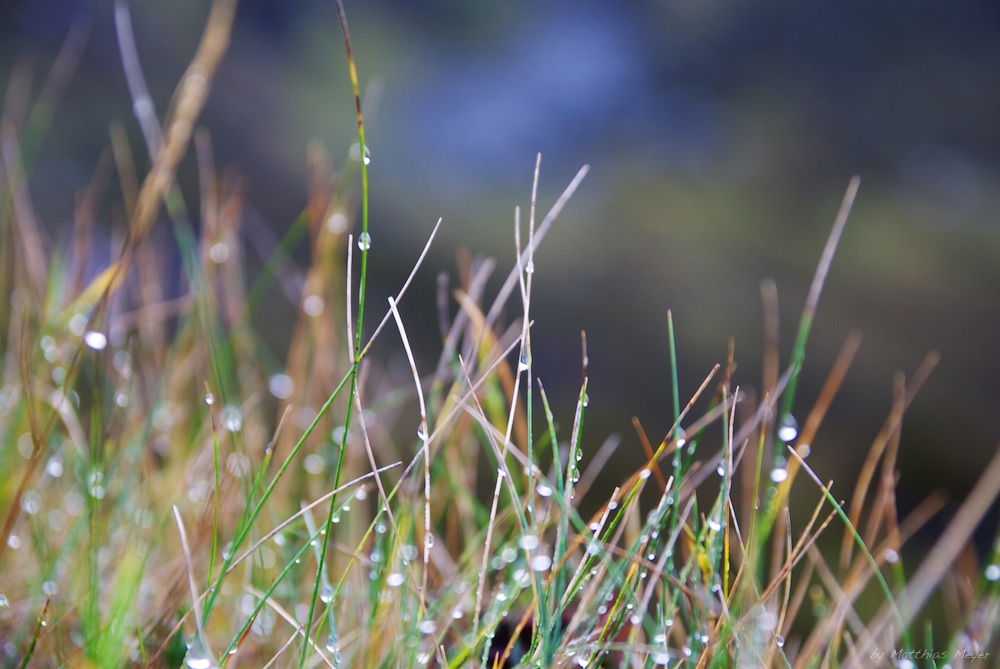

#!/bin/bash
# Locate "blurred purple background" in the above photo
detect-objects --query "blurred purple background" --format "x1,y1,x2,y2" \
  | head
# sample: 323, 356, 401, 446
3, 0, 998, 534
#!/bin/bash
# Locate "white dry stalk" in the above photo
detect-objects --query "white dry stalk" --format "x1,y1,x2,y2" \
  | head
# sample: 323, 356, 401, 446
471, 159, 545, 640
345, 233, 354, 353
484, 164, 589, 333
386, 296, 433, 617
172, 505, 211, 660
115, 0, 163, 158
457, 354, 532, 637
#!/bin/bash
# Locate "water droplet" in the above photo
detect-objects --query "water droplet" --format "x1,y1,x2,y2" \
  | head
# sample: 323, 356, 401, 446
349, 143, 372, 165
303, 454, 325, 475
184, 637, 215, 669
424, 533, 435, 550
21, 494, 38, 516
707, 517, 722, 532
204, 392, 215, 406
326, 212, 349, 233
46, 457, 64, 478
518, 349, 530, 372
303, 294, 325, 317
652, 652, 670, 665
536, 482, 552, 497
607, 500, 619, 511
582, 393, 589, 407
638, 468, 652, 480
226, 453, 251, 477
386, 572, 405, 587
518, 535, 539, 551
320, 583, 334, 604
717, 464, 726, 476
777, 415, 798, 442
524, 259, 535, 274
68, 313, 88, 336
883, 548, 900, 564
221, 406, 242, 432
897, 660, 914, 669
674, 427, 687, 448
416, 425, 427, 441
209, 242, 229, 264
418, 619, 437, 635
0, 595, 8, 607
83, 331, 108, 351
357, 232, 371, 251
268, 373, 294, 399
530, 554, 552, 572
775, 635, 785, 648
770, 467, 789, 483
88, 471, 105, 499
985, 564, 1000, 581
401, 544, 418, 562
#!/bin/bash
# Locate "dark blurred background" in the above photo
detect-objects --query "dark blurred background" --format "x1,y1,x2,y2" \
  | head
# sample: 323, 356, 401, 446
3, 1, 998, 529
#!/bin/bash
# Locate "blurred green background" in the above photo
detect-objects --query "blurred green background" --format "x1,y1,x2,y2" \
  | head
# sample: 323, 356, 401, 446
2, 1, 998, 535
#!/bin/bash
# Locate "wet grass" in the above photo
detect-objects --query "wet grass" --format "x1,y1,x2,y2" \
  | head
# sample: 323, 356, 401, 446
1, 1, 999, 667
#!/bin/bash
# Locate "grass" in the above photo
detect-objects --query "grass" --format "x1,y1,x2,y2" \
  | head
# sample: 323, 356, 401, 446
2, 1, 999, 667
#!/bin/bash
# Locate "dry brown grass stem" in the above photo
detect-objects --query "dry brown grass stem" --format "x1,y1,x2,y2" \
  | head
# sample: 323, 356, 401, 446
857, 442, 1000, 662
841, 350, 940, 568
